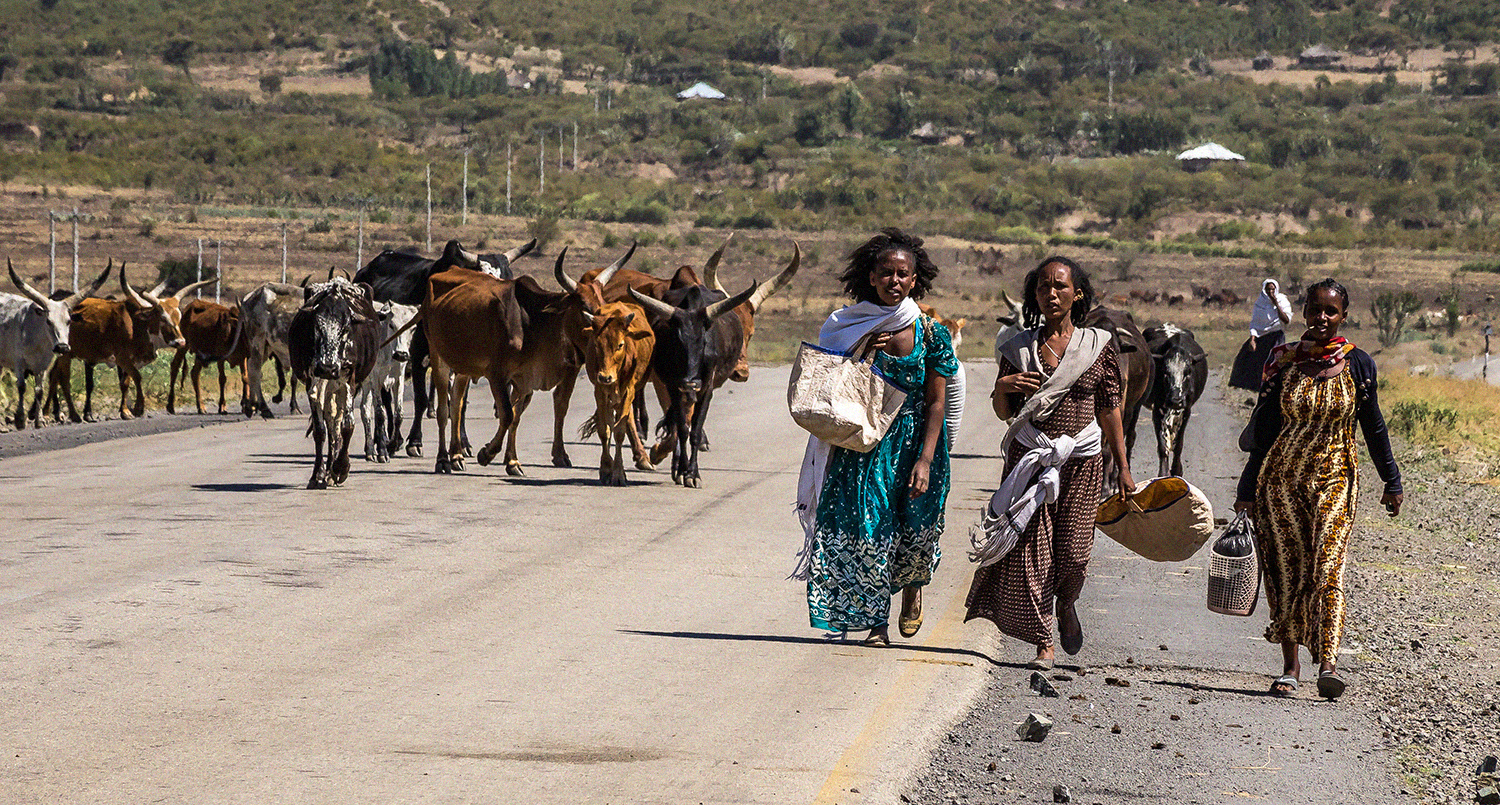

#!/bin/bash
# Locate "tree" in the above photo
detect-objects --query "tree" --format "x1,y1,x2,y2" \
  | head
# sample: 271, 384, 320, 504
1371, 291, 1423, 347
163, 38, 195, 81
258, 73, 283, 96
0, 52, 16, 83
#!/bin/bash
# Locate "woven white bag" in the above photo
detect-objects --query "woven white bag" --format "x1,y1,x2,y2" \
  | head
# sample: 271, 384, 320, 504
787, 333, 908, 453
1095, 476, 1215, 562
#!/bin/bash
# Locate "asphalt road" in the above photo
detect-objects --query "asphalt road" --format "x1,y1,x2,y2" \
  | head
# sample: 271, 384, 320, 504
0, 364, 1401, 804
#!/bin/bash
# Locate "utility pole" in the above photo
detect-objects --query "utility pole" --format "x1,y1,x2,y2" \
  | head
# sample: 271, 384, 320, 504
462, 149, 469, 226
506, 141, 513, 215
573, 121, 578, 170
281, 221, 288, 283
47, 211, 56, 294
1485, 323, 1494, 380
214, 240, 222, 303
538, 131, 545, 195
196, 238, 204, 298
558, 125, 564, 172
425, 162, 433, 253
357, 201, 366, 270
70, 206, 79, 290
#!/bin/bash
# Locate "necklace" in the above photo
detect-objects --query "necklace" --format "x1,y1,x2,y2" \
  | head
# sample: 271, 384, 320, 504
1043, 331, 1070, 363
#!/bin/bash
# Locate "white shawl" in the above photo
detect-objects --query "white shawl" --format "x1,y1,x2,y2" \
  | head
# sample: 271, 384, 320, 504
1249, 279, 1292, 338
790, 298, 922, 580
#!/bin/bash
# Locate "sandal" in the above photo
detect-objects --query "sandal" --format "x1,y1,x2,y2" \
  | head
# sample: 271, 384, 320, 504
1269, 675, 1298, 697
899, 587, 923, 638
861, 627, 891, 647
1317, 669, 1346, 700
1057, 601, 1083, 656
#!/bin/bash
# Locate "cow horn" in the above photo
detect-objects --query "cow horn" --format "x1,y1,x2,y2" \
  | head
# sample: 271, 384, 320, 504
746, 241, 800, 312
1000, 289, 1018, 311
299, 274, 311, 289
7, 259, 51, 308
327, 265, 338, 281
503, 238, 538, 264
456, 245, 481, 269
148, 278, 169, 297
65, 262, 113, 308
595, 241, 636, 287
705, 280, 759, 321
173, 276, 217, 300
581, 309, 597, 324
553, 247, 577, 293
119, 262, 153, 308
703, 231, 734, 294
627, 287, 678, 319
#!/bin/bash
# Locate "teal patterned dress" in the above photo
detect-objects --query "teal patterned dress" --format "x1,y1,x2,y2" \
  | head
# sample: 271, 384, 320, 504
808, 317, 959, 632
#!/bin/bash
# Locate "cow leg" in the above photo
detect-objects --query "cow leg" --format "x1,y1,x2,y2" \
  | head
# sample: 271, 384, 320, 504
215, 359, 228, 414
595, 388, 615, 485
331, 384, 353, 485
128, 365, 145, 418
359, 386, 378, 462
1153, 407, 1171, 479
271, 355, 286, 404
288, 369, 301, 415
449, 375, 472, 471
684, 389, 711, 488
190, 357, 207, 414
551, 369, 576, 468
404, 334, 429, 456
167, 347, 188, 414
477, 371, 513, 473
385, 380, 405, 456
623, 381, 654, 471
649, 378, 675, 467
13, 369, 27, 430
1171, 408, 1190, 478
459, 384, 474, 457
307, 383, 328, 489
42, 360, 61, 423
431, 359, 452, 474
82, 362, 98, 422
49, 357, 79, 423
497, 387, 531, 474
246, 355, 273, 419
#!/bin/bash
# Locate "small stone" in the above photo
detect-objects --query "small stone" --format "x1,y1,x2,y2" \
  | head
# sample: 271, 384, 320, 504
1069, 694, 1088, 701
1031, 672, 1060, 698
1051, 673, 1074, 682
1411, 639, 1423, 650
901, 796, 912, 803
1152, 741, 1167, 750
1110, 724, 1122, 734
1053, 783, 1072, 803
1480, 756, 1499, 775
1188, 698, 1201, 705
987, 762, 997, 772
1170, 714, 1181, 721
1478, 786, 1500, 805
1018, 713, 1053, 742
1126, 656, 1135, 664
1000, 773, 1014, 782
1159, 644, 1169, 651
850, 788, 859, 793
1104, 677, 1131, 688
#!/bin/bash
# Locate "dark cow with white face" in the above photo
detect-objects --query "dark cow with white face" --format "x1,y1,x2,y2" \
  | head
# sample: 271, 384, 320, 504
1, 260, 111, 429
288, 278, 382, 489
1144, 323, 1208, 478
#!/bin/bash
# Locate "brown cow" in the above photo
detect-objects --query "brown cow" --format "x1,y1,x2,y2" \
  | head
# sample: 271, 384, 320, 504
577, 300, 655, 485
489, 244, 636, 475
1082, 305, 1154, 496
46, 263, 190, 421
917, 302, 966, 352
168, 297, 249, 415
421, 249, 525, 473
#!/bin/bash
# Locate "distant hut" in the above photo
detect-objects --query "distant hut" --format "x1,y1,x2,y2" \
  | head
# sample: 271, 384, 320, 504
1297, 44, 1343, 68
1252, 52, 1274, 71
676, 82, 727, 101
1176, 142, 1246, 173
910, 121, 943, 144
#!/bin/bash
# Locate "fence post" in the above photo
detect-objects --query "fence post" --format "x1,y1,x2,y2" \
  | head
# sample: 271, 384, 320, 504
462, 150, 469, 226
506, 141, 512, 215
196, 238, 203, 298
47, 211, 56, 294
71, 206, 79, 290
425, 163, 433, 254
281, 222, 288, 283
214, 240, 222, 303
573, 121, 578, 170
538, 131, 545, 195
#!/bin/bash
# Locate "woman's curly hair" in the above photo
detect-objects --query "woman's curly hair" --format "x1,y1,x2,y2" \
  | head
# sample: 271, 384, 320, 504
839, 228, 939, 303
1021, 255, 1093, 328
1305, 277, 1349, 312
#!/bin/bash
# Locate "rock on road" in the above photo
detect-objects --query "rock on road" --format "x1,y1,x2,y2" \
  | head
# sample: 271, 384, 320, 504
0, 363, 1404, 804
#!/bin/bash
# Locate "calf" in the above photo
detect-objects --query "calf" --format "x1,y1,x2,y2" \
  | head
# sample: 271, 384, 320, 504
1144, 324, 1208, 478
288, 278, 381, 489
169, 297, 248, 415
357, 301, 418, 462
1, 260, 110, 428
578, 301, 655, 485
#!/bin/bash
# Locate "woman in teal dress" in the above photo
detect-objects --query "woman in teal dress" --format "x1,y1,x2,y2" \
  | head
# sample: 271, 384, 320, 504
796, 229, 958, 645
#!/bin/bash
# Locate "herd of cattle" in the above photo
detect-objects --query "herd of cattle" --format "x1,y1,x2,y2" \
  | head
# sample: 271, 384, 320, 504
2, 237, 1212, 491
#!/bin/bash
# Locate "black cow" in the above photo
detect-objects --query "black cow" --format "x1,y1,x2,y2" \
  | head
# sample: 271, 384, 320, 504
352, 238, 533, 456
627, 281, 758, 488
1144, 323, 1208, 478
288, 278, 382, 490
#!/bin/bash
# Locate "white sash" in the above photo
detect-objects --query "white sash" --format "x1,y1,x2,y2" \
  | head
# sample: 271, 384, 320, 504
969, 419, 1101, 566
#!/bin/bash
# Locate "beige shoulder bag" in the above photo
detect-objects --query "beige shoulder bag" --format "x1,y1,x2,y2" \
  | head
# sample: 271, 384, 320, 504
787, 330, 909, 452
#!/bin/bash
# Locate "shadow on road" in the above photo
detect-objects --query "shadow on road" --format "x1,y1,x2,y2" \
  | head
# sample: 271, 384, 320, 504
618, 628, 1020, 668
191, 482, 295, 492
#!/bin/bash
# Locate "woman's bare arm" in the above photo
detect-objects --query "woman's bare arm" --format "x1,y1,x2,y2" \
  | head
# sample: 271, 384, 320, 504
1098, 404, 1136, 494
909, 372, 947, 498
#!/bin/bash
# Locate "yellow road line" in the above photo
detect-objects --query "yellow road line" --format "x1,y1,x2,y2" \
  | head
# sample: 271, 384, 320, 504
810, 581, 976, 804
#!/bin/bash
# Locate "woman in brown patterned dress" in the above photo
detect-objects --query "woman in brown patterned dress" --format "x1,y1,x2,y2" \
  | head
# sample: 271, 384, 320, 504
1236, 279, 1403, 700
965, 257, 1136, 669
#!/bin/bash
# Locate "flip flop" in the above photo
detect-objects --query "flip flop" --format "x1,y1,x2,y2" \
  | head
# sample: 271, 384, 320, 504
1269, 675, 1298, 697
1317, 670, 1346, 700
1027, 657, 1054, 671
1057, 603, 1083, 656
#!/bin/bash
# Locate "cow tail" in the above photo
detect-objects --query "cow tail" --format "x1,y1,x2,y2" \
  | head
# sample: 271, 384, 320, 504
655, 405, 674, 440
578, 413, 599, 439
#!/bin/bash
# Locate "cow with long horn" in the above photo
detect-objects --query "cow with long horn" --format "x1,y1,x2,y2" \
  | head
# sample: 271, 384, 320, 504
628, 279, 759, 488
1, 259, 110, 428
46, 262, 191, 421
169, 293, 250, 416
699, 234, 801, 383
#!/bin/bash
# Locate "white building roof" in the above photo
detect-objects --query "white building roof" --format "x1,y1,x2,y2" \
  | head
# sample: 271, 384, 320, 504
1176, 143, 1246, 161
676, 82, 726, 100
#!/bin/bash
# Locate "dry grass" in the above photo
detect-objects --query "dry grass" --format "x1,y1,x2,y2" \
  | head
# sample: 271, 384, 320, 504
1382, 372, 1500, 481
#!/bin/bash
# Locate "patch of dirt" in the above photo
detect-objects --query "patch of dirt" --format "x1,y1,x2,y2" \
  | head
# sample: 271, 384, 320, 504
768, 65, 847, 85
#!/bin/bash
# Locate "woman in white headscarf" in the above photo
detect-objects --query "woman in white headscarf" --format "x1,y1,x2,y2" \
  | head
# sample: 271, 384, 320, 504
792, 229, 959, 646
1230, 278, 1293, 391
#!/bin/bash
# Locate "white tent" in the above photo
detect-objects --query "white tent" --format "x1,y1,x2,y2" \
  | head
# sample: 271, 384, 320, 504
1176, 143, 1245, 162
676, 82, 726, 101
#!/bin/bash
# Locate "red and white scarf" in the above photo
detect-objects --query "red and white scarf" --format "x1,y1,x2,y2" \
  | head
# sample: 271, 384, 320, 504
1262, 334, 1354, 384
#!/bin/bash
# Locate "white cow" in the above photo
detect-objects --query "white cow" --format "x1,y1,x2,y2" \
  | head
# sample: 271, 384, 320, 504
1, 260, 111, 429
358, 301, 418, 462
